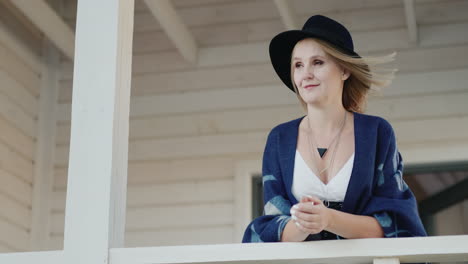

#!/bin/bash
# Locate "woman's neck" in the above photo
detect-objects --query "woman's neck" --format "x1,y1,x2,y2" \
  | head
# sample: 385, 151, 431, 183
305, 104, 348, 137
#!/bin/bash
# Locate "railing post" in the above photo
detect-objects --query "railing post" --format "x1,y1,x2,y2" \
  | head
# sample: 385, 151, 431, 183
62, 0, 134, 263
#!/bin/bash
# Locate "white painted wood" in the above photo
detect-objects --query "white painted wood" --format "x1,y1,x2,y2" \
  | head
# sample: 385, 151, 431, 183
274, 0, 298, 30
234, 159, 261, 242
0, 218, 29, 251
0, 21, 42, 73
0, 251, 64, 264
0, 43, 41, 97
0, 91, 37, 139
55, 202, 233, 234
143, 0, 198, 63
54, 156, 236, 189
0, 168, 32, 207
0, 115, 35, 160
0, 193, 30, 230
404, 0, 418, 44
62, 0, 134, 263
30, 41, 59, 251
0, 141, 33, 184
55, 132, 266, 165
373, 257, 400, 264
51, 179, 233, 211
110, 236, 468, 264
10, 0, 75, 60
125, 226, 234, 246
0, 70, 39, 119
401, 141, 468, 164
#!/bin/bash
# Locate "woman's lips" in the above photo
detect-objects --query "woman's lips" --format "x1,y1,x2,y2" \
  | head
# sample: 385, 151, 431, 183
304, 84, 319, 89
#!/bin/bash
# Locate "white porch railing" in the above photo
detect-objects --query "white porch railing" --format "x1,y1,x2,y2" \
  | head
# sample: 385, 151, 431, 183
1, 235, 467, 264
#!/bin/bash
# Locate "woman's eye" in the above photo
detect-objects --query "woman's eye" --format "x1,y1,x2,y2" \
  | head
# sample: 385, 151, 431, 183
294, 62, 303, 68
314, 60, 323, 65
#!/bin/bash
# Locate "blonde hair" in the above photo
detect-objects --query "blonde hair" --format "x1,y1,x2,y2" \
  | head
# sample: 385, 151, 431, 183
290, 38, 396, 113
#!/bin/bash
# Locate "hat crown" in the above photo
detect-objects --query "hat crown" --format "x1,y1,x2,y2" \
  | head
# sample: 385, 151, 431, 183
301, 15, 354, 51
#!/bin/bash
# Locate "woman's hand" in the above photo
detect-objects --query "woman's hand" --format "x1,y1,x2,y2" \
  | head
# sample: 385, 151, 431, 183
290, 195, 332, 235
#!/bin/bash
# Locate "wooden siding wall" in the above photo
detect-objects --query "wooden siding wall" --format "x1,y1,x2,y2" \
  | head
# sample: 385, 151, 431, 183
49, 0, 468, 248
0, 42, 40, 251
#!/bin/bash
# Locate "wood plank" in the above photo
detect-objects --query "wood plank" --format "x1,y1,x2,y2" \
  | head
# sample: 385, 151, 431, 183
30, 41, 60, 250
0, 42, 40, 97
144, 0, 198, 63
11, 0, 75, 60
401, 140, 468, 164
0, 193, 31, 230
51, 179, 233, 211
51, 202, 233, 234
124, 225, 234, 246
0, 141, 33, 184
53, 156, 237, 189
0, 90, 37, 139
49, 225, 234, 248
0, 21, 43, 73
0, 218, 29, 252
0, 70, 39, 118
0, 115, 35, 160
55, 132, 266, 165
109, 236, 468, 264
0, 168, 32, 206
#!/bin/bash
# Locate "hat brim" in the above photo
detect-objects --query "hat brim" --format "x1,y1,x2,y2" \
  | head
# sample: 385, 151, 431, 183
269, 30, 361, 93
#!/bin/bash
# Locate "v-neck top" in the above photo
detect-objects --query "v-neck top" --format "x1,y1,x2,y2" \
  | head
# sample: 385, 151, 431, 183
292, 150, 355, 202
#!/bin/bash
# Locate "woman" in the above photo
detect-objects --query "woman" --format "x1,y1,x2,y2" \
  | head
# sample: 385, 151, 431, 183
242, 15, 427, 243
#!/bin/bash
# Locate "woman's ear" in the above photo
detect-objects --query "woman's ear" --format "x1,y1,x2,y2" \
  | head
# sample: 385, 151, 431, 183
341, 69, 350, 81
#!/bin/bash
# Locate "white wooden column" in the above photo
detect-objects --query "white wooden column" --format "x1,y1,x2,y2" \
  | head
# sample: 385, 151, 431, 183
29, 40, 59, 251
63, 0, 134, 263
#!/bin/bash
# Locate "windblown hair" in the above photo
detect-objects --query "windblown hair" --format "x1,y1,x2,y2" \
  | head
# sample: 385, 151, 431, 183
290, 38, 397, 113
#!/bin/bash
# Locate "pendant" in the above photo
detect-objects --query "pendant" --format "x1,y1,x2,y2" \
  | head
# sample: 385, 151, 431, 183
317, 148, 327, 158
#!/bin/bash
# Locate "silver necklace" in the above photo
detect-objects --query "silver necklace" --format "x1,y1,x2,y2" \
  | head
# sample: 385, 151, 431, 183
305, 112, 347, 177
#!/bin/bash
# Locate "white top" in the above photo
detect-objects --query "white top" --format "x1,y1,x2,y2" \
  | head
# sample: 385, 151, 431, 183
292, 150, 355, 202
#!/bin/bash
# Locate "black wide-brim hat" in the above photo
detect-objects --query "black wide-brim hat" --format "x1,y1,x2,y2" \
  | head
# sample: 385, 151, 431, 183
270, 15, 361, 92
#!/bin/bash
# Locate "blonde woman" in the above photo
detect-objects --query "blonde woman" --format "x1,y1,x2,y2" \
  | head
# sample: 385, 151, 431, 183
243, 15, 426, 242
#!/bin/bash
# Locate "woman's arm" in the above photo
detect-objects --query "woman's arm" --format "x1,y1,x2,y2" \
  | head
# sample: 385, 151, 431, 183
327, 209, 384, 238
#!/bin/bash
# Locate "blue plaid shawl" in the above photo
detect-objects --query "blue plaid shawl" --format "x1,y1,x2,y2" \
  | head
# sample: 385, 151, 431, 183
242, 112, 427, 242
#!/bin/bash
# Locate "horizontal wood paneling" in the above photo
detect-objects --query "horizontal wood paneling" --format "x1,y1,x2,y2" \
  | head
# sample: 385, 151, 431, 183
51, 179, 233, 211
0, 218, 29, 251
0, 91, 37, 139
0, 70, 38, 118
0, 115, 35, 160
55, 132, 266, 165
0, 43, 40, 97
0, 168, 31, 207
54, 156, 237, 189
49, 225, 234, 248
124, 225, 234, 246
0, 141, 33, 184
0, 193, 31, 230
50, 202, 233, 234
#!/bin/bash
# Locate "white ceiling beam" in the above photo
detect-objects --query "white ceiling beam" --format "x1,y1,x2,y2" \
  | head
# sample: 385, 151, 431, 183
144, 0, 198, 63
9, 0, 75, 60
404, 0, 418, 44
274, 0, 298, 30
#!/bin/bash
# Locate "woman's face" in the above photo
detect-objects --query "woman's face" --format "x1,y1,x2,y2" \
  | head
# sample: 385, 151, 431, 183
292, 38, 349, 107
